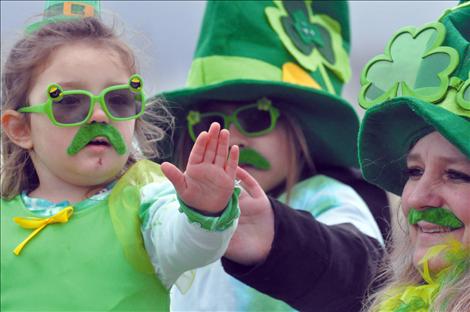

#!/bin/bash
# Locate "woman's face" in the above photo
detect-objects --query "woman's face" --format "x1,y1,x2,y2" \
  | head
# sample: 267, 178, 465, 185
402, 132, 470, 273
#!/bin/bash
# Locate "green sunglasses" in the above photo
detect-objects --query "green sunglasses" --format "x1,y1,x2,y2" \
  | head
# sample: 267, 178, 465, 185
19, 74, 146, 127
187, 97, 280, 141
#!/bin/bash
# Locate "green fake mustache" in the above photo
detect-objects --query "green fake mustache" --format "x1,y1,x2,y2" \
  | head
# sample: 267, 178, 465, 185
239, 148, 271, 170
408, 207, 464, 230
67, 123, 127, 156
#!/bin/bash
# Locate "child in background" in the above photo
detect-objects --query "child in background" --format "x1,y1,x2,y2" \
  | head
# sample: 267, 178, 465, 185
160, 1, 386, 310
0, 1, 240, 311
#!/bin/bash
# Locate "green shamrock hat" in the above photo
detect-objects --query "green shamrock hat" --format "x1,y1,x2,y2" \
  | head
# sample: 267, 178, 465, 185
26, 0, 100, 33
358, 2, 470, 195
159, 0, 360, 168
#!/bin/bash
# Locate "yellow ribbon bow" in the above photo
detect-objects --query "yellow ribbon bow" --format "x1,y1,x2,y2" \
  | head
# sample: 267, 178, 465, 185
13, 206, 74, 255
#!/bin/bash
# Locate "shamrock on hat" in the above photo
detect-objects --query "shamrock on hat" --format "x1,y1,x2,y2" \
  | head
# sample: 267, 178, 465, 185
358, 1, 470, 195
159, 0, 360, 169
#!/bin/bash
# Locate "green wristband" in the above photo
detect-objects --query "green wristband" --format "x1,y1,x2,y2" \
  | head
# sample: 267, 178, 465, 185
178, 187, 241, 232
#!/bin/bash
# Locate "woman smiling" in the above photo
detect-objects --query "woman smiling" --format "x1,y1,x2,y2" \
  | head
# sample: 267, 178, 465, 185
358, 2, 470, 310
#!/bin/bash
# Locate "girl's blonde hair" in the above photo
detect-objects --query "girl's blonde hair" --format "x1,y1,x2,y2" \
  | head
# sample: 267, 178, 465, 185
364, 206, 470, 311
174, 108, 315, 201
1, 17, 173, 200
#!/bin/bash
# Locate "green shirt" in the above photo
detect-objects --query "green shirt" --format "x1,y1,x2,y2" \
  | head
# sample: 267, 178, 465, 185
1, 160, 240, 311
1, 195, 170, 311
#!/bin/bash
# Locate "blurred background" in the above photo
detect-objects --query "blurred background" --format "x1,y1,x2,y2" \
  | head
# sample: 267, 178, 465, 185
1, 1, 456, 116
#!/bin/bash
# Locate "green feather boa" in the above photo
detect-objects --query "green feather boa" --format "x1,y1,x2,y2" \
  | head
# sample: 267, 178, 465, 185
378, 240, 470, 312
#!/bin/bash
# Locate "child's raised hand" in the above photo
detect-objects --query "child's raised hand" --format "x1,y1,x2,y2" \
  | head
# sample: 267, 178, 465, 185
224, 166, 274, 265
161, 123, 239, 214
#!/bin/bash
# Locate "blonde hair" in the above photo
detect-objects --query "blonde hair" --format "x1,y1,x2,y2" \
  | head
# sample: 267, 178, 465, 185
174, 108, 315, 201
364, 205, 470, 311
1, 17, 173, 200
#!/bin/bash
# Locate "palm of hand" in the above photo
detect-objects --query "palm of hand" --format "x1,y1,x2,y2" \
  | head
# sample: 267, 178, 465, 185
180, 162, 235, 213
225, 167, 274, 264
161, 123, 239, 215
227, 193, 268, 254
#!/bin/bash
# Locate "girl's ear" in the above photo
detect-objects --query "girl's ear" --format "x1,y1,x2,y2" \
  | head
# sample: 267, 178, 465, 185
1, 109, 33, 149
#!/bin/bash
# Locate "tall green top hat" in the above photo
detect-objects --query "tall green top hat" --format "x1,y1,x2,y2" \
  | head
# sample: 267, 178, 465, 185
358, 2, 470, 195
26, 0, 100, 33
160, 0, 360, 168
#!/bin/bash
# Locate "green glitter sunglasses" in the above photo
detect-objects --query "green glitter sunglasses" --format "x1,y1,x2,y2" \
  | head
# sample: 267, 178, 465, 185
187, 97, 280, 142
19, 74, 146, 127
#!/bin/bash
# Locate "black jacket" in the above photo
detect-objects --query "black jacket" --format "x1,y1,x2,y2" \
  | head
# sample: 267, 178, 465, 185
222, 197, 384, 312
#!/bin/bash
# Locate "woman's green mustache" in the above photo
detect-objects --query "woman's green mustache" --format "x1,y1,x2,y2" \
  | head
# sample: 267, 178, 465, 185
67, 123, 127, 155
408, 207, 463, 229
238, 148, 271, 170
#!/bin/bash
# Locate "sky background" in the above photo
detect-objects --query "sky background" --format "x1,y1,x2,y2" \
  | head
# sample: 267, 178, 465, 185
1, 1, 457, 117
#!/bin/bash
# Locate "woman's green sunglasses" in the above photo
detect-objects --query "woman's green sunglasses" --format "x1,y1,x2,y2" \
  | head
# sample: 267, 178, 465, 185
187, 97, 280, 141
19, 74, 146, 127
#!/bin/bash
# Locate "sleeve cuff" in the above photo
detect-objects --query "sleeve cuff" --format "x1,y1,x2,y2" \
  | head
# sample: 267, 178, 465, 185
177, 187, 241, 231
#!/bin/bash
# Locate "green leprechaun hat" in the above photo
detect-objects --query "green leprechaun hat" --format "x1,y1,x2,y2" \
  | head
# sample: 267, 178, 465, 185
160, 0, 360, 168
26, 0, 100, 34
358, 1, 470, 195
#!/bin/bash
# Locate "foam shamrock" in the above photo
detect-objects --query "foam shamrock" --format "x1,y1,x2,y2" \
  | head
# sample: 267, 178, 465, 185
359, 22, 459, 109
457, 72, 470, 110
265, 0, 351, 93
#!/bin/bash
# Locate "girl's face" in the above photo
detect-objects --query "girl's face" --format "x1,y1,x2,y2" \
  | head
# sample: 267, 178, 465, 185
230, 118, 290, 192
26, 42, 135, 190
402, 132, 470, 273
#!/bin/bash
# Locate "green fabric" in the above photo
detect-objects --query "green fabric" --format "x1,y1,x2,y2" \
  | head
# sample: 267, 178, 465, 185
457, 73, 470, 109
359, 97, 470, 195
109, 160, 168, 274
192, 1, 350, 75
358, 3, 470, 195
408, 207, 464, 229
177, 187, 241, 232
163, 80, 359, 168
0, 195, 169, 311
158, 0, 359, 169
67, 122, 127, 155
26, 1, 101, 33
265, 0, 351, 85
188, 56, 282, 87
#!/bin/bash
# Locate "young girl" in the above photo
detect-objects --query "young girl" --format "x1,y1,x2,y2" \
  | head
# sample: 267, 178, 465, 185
160, 1, 386, 310
0, 5, 240, 311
